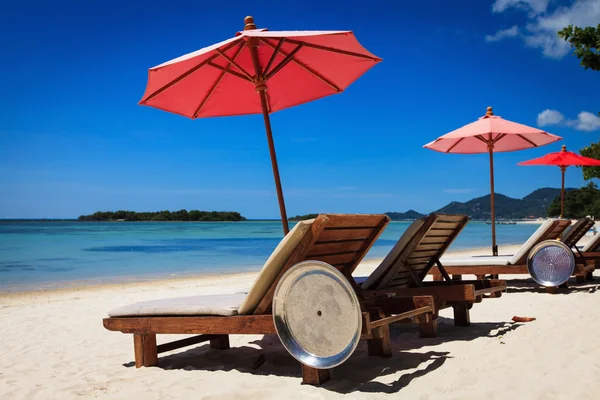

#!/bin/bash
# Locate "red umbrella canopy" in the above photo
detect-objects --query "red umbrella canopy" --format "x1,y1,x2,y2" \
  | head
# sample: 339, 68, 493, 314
518, 145, 600, 167
424, 107, 561, 153
137, 16, 382, 236
139, 19, 381, 118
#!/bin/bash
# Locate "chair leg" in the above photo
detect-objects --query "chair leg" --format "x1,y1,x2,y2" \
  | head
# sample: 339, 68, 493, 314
451, 274, 462, 281
133, 333, 158, 368
210, 334, 230, 349
367, 325, 392, 357
586, 271, 594, 281
419, 317, 438, 338
453, 304, 471, 327
301, 364, 331, 386
559, 281, 569, 289
475, 274, 485, 280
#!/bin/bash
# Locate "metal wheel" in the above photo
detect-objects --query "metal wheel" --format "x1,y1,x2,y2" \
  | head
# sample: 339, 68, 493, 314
272, 260, 362, 369
527, 240, 575, 287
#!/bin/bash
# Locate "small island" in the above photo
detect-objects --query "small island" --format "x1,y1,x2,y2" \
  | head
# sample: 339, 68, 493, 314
77, 210, 246, 222
289, 213, 319, 221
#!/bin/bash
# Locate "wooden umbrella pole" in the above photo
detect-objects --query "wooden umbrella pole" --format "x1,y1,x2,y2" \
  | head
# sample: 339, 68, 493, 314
488, 142, 498, 256
560, 166, 566, 219
245, 17, 290, 235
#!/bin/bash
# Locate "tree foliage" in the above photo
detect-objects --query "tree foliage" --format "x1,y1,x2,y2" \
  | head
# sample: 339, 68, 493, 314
558, 24, 600, 71
579, 141, 600, 180
288, 213, 319, 221
78, 210, 246, 222
547, 182, 600, 218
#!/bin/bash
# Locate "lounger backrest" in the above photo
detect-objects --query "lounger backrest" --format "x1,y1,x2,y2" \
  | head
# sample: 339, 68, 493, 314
510, 219, 571, 265
561, 218, 595, 249
243, 214, 390, 315
238, 218, 316, 315
361, 213, 469, 290
582, 229, 600, 252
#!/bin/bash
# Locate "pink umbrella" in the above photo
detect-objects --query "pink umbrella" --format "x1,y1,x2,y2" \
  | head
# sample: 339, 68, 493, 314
518, 145, 600, 218
424, 107, 562, 255
139, 16, 381, 234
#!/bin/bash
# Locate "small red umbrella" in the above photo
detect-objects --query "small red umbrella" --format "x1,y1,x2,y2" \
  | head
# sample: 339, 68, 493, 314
139, 16, 381, 234
518, 145, 600, 218
424, 106, 562, 256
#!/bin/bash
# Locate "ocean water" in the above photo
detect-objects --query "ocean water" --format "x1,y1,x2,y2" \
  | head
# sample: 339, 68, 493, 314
0, 221, 541, 292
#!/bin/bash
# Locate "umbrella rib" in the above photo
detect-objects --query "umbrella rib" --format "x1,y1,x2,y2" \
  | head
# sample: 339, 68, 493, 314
516, 134, 538, 147
263, 38, 285, 76
285, 38, 380, 61
216, 49, 254, 80
260, 38, 341, 92
207, 61, 253, 82
474, 135, 489, 144
141, 39, 242, 104
492, 133, 506, 144
265, 44, 303, 80
193, 43, 246, 119
446, 137, 464, 153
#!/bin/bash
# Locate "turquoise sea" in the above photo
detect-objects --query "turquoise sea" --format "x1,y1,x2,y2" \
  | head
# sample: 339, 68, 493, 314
0, 221, 541, 292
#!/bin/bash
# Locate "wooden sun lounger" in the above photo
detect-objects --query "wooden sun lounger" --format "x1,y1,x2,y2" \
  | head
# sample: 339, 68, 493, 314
429, 219, 593, 292
358, 213, 506, 337
103, 214, 436, 386
561, 217, 597, 282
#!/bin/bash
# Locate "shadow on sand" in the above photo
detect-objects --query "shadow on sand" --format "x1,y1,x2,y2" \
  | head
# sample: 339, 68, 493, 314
122, 318, 525, 394
503, 276, 598, 295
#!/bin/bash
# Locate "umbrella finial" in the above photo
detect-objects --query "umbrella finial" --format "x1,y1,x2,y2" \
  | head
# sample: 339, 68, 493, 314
244, 16, 257, 30
486, 106, 494, 116
561, 145, 567, 151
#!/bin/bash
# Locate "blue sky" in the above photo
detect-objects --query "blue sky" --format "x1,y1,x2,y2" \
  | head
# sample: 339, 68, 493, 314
1, 0, 599, 219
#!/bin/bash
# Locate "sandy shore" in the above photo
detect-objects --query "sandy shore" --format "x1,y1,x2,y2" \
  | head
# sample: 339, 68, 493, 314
1, 240, 599, 399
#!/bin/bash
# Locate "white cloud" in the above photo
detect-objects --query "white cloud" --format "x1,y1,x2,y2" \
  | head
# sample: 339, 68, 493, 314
485, 25, 520, 42
492, 0, 549, 16
567, 111, 600, 131
488, 0, 600, 58
537, 109, 600, 131
537, 109, 565, 126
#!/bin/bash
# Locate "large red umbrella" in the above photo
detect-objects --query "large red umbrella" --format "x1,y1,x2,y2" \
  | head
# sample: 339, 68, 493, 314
518, 145, 600, 218
424, 106, 562, 255
139, 16, 381, 234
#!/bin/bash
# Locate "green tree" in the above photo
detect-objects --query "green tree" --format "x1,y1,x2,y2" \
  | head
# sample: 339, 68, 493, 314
580, 141, 600, 180
547, 182, 600, 218
558, 24, 600, 71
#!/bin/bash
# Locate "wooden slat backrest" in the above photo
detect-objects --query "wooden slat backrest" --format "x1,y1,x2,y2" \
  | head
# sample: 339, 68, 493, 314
561, 218, 594, 249
253, 214, 390, 315
512, 219, 572, 265
371, 214, 469, 290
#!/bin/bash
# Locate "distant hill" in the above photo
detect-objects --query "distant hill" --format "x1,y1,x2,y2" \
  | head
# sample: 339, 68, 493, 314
387, 187, 573, 220
435, 188, 574, 219
385, 210, 426, 220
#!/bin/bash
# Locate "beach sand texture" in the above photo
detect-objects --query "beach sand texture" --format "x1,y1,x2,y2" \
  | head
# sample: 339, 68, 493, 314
1, 242, 599, 399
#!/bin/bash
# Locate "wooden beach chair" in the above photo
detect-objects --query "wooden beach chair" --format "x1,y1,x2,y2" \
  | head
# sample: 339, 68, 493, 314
580, 231, 600, 272
560, 217, 597, 281
429, 219, 593, 291
103, 214, 436, 386
357, 213, 506, 337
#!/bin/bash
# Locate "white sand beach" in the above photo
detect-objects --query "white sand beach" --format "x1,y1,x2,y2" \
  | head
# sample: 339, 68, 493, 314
1, 240, 599, 400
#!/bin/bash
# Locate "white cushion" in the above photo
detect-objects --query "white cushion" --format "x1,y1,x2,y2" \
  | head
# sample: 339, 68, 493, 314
108, 218, 315, 318
237, 219, 314, 314
440, 255, 513, 266
509, 219, 556, 264
108, 293, 247, 317
583, 232, 600, 253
